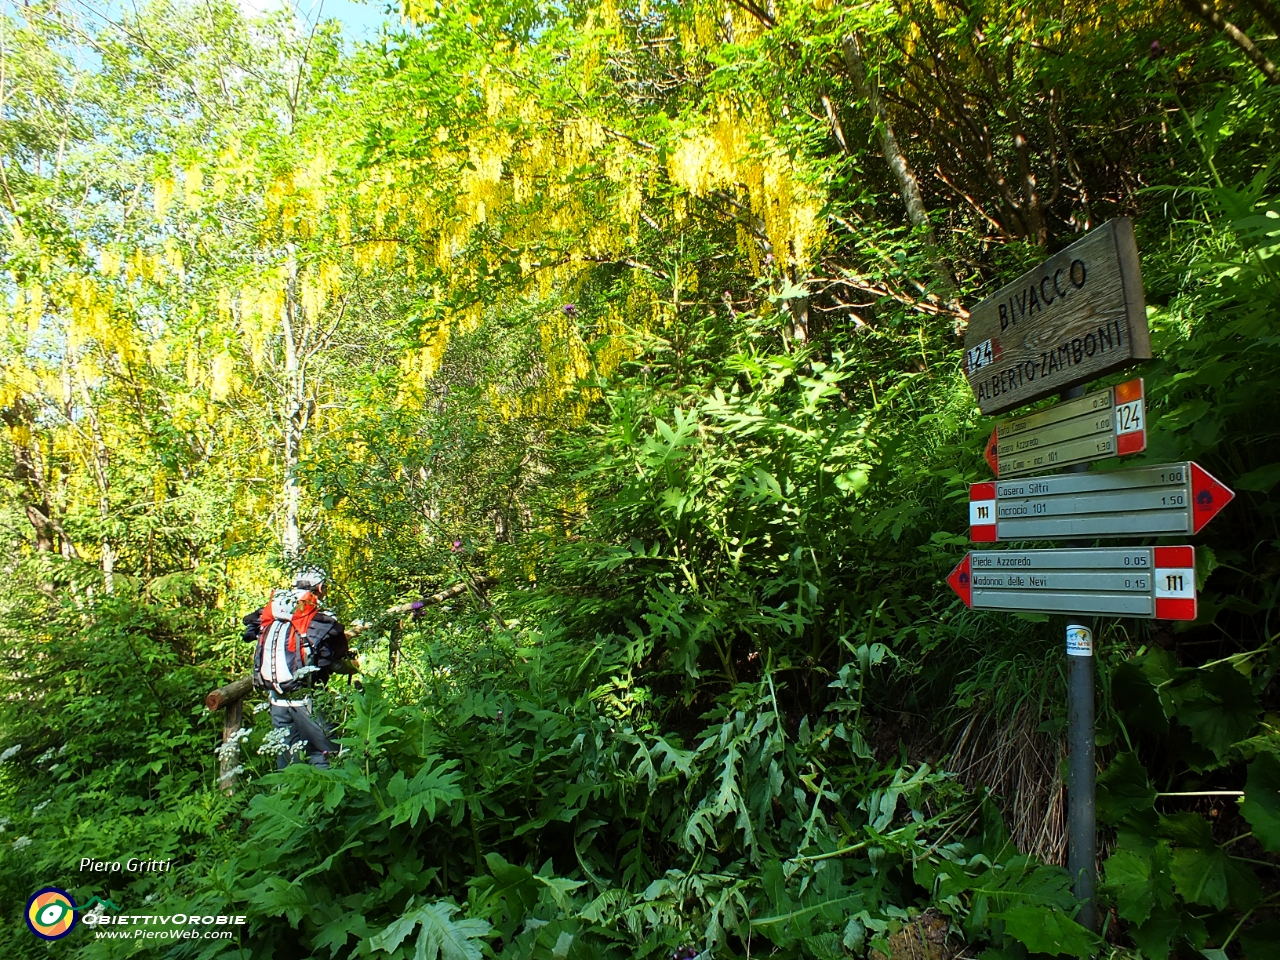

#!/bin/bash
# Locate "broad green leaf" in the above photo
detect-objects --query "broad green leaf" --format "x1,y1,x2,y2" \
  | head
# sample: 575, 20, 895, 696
383, 756, 464, 827
1131, 906, 1180, 960
996, 904, 1097, 957
1240, 752, 1280, 852
1097, 752, 1157, 825
1234, 462, 1280, 493
1102, 848, 1154, 924
368, 899, 490, 960
1112, 660, 1169, 738
1168, 665, 1259, 760
535, 875, 586, 910
1170, 846, 1229, 910
1241, 920, 1280, 960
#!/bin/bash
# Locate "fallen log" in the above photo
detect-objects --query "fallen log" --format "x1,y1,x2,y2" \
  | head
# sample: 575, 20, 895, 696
385, 578, 488, 614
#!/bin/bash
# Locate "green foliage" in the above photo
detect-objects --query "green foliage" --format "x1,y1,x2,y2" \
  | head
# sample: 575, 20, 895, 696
3, 1, 1280, 959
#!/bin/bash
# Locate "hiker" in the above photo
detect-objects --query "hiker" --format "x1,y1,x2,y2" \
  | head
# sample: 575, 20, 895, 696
242, 568, 351, 769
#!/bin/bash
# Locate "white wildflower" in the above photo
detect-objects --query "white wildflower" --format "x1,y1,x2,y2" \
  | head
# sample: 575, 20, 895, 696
0, 816, 10, 832
288, 739, 308, 758
36, 748, 55, 763
32, 800, 50, 816
252, 701, 271, 714
256, 726, 292, 758
0, 744, 21, 764
214, 727, 253, 764
12, 836, 32, 851
292, 665, 320, 680
216, 765, 244, 785
57, 744, 68, 757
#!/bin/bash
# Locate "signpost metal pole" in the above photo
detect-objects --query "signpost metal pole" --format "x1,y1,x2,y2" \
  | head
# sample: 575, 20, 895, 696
1060, 384, 1097, 932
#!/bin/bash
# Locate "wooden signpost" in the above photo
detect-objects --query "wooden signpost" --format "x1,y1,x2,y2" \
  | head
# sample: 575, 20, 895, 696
963, 219, 1151, 415
969, 461, 1235, 542
984, 378, 1146, 478
946, 546, 1198, 620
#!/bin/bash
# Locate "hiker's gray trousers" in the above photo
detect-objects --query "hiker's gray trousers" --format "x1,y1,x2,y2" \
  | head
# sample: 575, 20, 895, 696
269, 699, 336, 770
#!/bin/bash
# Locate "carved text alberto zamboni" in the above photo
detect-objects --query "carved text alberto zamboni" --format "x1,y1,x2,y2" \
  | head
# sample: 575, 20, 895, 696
962, 218, 1151, 416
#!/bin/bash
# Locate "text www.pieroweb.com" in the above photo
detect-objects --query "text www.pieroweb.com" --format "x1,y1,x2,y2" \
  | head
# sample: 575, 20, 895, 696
87, 913, 246, 940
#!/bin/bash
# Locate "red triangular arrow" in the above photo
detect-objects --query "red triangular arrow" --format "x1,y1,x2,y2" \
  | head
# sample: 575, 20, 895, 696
984, 428, 1000, 477
1190, 462, 1235, 534
947, 554, 973, 608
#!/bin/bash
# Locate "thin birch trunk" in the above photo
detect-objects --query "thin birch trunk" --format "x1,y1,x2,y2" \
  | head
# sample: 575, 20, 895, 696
281, 284, 305, 564
840, 34, 959, 302
77, 376, 114, 591
1183, 0, 1280, 84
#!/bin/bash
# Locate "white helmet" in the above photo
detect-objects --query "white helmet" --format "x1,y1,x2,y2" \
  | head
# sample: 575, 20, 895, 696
294, 567, 327, 591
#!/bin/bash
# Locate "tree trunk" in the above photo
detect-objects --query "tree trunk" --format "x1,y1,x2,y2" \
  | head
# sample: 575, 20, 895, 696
1183, 0, 1280, 84
840, 34, 959, 301
281, 275, 306, 564
76, 373, 114, 591
24, 504, 56, 553
3, 404, 76, 556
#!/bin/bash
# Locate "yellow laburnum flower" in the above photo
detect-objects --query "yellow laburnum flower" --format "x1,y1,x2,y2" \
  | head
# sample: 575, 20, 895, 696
154, 177, 175, 219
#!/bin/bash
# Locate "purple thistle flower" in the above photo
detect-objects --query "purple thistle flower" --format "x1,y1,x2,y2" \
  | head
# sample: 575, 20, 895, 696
562, 303, 577, 317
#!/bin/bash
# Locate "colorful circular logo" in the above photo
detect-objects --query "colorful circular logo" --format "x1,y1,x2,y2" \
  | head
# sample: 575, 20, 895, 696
26, 887, 78, 940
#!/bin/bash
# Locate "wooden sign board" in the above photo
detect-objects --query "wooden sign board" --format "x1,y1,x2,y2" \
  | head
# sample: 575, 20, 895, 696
969, 461, 1234, 542
947, 546, 1196, 619
963, 219, 1151, 415
985, 378, 1146, 478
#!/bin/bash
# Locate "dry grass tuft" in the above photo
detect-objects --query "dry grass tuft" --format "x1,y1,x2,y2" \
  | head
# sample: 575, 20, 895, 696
947, 704, 1066, 864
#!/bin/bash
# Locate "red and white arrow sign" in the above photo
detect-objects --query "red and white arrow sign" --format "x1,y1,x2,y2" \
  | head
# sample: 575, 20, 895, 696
968, 461, 1234, 542
984, 378, 1147, 479
947, 553, 973, 607
946, 546, 1197, 620
1189, 462, 1234, 534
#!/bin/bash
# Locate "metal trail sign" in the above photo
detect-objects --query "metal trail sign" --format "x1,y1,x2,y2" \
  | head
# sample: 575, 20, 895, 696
969, 461, 1234, 542
985, 379, 1146, 479
946, 546, 1197, 619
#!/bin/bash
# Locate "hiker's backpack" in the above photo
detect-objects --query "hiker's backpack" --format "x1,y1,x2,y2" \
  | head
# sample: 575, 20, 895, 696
253, 589, 321, 694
